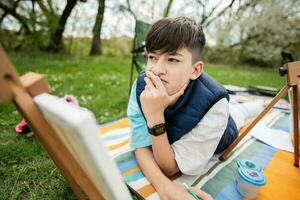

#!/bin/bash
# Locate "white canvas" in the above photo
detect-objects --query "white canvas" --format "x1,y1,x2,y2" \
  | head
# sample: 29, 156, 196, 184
34, 93, 132, 200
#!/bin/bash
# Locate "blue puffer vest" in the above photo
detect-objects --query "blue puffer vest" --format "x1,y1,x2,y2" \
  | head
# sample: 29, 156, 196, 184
136, 72, 238, 154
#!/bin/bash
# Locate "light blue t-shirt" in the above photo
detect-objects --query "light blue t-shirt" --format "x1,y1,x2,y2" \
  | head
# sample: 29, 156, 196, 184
127, 80, 152, 148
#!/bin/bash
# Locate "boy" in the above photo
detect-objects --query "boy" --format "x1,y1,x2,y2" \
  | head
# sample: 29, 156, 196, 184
127, 16, 238, 200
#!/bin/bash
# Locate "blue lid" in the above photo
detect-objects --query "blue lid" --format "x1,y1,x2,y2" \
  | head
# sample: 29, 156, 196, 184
237, 159, 262, 171
238, 168, 266, 186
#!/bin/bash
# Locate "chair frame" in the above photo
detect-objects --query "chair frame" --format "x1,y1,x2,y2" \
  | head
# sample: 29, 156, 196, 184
128, 20, 149, 95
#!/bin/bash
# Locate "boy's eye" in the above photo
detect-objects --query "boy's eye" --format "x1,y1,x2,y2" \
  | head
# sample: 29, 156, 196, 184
168, 58, 180, 62
148, 55, 157, 60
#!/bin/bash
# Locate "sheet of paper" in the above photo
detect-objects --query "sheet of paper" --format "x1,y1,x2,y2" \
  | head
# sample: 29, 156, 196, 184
250, 125, 294, 152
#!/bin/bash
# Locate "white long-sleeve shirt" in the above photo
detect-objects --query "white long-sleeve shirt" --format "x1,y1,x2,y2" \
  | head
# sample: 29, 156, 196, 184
171, 98, 228, 175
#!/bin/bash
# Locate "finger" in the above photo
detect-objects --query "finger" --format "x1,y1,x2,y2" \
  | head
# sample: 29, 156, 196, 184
144, 84, 152, 94
144, 77, 156, 91
170, 83, 188, 102
147, 71, 165, 91
192, 188, 213, 200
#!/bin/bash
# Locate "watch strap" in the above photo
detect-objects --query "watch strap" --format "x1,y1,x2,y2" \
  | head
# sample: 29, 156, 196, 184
147, 123, 166, 136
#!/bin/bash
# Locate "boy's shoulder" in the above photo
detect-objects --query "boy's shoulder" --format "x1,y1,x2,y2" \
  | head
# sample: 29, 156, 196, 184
192, 73, 229, 100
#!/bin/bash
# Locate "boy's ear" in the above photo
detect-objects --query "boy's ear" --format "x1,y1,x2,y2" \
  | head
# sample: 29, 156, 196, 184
190, 61, 204, 80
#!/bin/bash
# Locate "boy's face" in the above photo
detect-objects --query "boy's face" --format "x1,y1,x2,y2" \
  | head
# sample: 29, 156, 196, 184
146, 47, 203, 95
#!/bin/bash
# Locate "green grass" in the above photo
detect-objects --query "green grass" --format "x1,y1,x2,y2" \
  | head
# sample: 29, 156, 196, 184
204, 63, 284, 88
0, 51, 284, 199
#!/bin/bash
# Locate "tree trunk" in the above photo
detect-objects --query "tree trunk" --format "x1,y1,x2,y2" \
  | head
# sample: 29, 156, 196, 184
163, 0, 174, 17
0, 1, 31, 34
31, 0, 36, 32
90, 0, 105, 56
46, 0, 77, 52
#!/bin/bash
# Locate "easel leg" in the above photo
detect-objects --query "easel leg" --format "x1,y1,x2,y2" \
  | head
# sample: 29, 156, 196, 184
220, 85, 289, 161
292, 85, 299, 167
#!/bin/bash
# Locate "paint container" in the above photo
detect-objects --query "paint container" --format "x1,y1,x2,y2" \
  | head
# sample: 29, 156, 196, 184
236, 167, 266, 199
237, 159, 262, 172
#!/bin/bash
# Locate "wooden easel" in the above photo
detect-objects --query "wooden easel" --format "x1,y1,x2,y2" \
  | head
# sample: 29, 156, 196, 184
0, 48, 106, 199
220, 61, 300, 168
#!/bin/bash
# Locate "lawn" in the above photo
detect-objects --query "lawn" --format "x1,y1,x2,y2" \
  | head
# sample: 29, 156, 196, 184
0, 51, 285, 199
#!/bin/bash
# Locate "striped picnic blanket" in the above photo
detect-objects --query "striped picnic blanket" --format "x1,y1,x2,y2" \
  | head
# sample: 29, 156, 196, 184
98, 105, 298, 199
197, 111, 300, 200
98, 119, 159, 199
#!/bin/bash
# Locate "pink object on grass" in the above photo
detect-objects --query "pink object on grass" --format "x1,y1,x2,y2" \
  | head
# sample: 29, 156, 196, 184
15, 95, 79, 137
15, 118, 28, 133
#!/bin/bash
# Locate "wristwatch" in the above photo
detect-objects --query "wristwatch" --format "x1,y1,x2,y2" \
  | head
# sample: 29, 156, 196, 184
147, 123, 166, 136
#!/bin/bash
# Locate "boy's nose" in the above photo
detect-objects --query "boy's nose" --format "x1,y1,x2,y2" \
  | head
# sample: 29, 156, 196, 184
151, 59, 166, 75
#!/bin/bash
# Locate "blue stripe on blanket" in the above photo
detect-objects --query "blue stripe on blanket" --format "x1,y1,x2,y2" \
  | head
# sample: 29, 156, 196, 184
124, 171, 145, 183
115, 151, 140, 174
117, 158, 138, 173
213, 142, 276, 200
114, 151, 146, 183
103, 132, 130, 141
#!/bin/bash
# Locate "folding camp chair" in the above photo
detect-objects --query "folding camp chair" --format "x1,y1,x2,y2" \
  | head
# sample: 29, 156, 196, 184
129, 20, 150, 95
0, 48, 132, 200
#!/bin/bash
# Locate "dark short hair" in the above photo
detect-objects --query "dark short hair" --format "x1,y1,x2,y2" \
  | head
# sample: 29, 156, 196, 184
145, 16, 206, 63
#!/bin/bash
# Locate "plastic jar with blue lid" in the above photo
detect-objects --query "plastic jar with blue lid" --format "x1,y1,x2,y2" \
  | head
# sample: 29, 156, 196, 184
237, 159, 262, 172
237, 167, 266, 199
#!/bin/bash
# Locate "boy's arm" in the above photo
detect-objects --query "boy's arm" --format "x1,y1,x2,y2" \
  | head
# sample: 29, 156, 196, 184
127, 78, 179, 176
144, 105, 178, 176
141, 72, 187, 176
135, 147, 213, 200
152, 132, 180, 176
134, 147, 172, 191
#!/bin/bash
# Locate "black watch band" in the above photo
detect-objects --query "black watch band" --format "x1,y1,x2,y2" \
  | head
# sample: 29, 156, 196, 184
147, 123, 166, 136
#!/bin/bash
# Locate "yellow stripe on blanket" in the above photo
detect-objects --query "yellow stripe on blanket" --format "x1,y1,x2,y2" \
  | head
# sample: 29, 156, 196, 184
249, 150, 300, 200
108, 138, 130, 151
137, 184, 156, 198
99, 118, 130, 134
122, 167, 141, 177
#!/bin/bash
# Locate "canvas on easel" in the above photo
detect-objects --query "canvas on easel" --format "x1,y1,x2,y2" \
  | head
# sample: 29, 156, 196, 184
34, 93, 132, 200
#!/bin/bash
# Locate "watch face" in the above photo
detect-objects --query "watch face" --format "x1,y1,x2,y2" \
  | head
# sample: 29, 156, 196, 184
155, 126, 165, 135
149, 123, 166, 136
